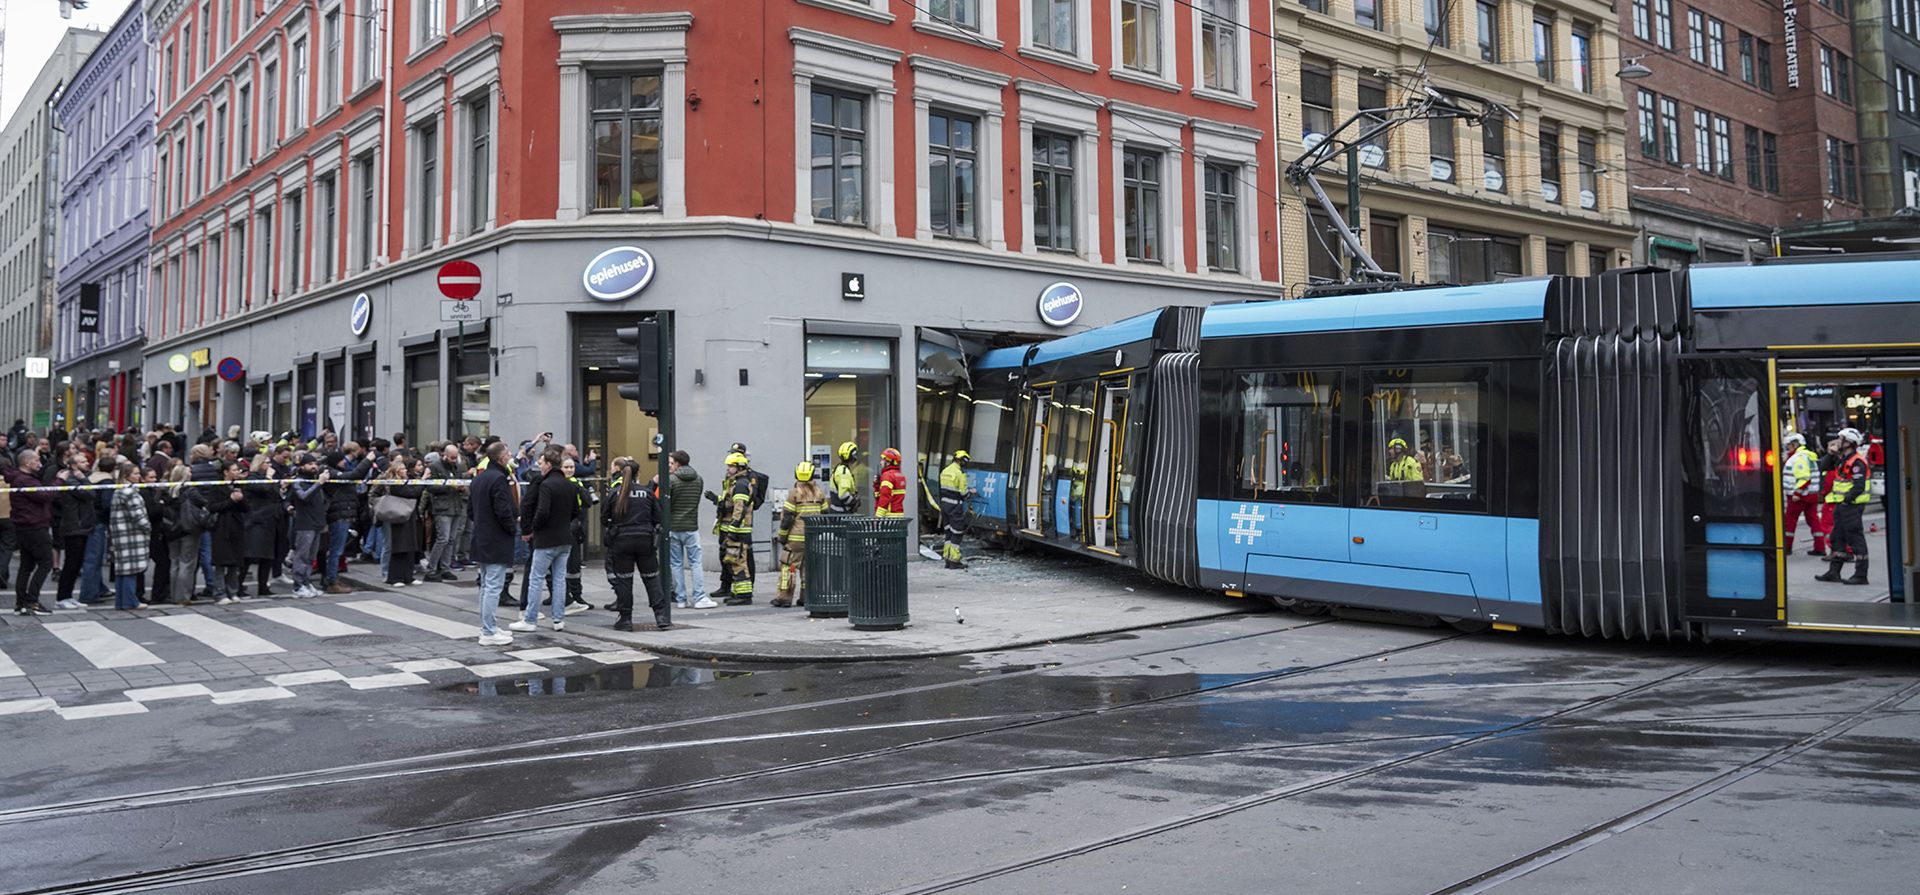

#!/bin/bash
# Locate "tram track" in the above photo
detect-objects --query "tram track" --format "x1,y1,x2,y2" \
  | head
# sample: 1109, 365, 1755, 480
10, 626, 1470, 894
0, 616, 1328, 831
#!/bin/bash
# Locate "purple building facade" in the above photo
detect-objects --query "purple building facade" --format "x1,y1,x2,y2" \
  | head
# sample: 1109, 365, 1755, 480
54, 5, 152, 432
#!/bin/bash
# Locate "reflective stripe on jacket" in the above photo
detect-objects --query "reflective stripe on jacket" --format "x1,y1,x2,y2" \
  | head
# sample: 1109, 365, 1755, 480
1825, 454, 1872, 505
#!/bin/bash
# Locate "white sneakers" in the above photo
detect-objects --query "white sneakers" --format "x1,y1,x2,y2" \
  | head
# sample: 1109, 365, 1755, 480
215, 597, 236, 605
552, 620, 566, 632
692, 596, 719, 609
54, 599, 81, 610
507, 620, 538, 633
478, 631, 513, 646
292, 585, 321, 599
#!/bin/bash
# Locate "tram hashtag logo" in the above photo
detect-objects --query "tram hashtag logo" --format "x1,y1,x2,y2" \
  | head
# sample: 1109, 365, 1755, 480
1229, 505, 1267, 545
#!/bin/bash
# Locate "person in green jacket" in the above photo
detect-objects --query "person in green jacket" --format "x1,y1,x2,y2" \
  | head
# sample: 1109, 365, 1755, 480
661, 450, 712, 609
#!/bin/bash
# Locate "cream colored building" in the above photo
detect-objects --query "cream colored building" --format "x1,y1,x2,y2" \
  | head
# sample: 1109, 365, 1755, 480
1273, 0, 1636, 291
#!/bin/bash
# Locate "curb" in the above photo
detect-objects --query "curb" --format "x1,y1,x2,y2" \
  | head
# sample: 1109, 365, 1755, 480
341, 574, 1269, 663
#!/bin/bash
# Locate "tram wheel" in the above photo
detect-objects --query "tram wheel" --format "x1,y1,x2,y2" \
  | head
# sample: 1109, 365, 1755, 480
1270, 596, 1331, 616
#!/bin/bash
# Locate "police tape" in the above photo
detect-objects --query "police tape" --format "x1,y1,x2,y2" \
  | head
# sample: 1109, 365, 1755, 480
0, 475, 620, 495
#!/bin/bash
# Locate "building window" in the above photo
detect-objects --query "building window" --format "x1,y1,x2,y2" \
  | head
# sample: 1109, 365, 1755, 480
1827, 136, 1843, 196
1738, 32, 1754, 84
1121, 148, 1162, 262
1843, 142, 1858, 200
262, 60, 279, 150
1120, 0, 1162, 73
1693, 109, 1711, 171
229, 223, 245, 313
1571, 24, 1591, 91
191, 120, 206, 196
1652, 0, 1673, 48
1426, 0, 1448, 47
257, 207, 274, 303
237, 83, 252, 166
1427, 227, 1522, 284
1637, 90, 1658, 158
1300, 62, 1333, 142
1362, 367, 1487, 510
1032, 130, 1076, 252
416, 0, 446, 47
1429, 117, 1455, 182
468, 96, 491, 233
356, 7, 378, 88
1356, 0, 1379, 30
353, 152, 376, 270
1300, 0, 1326, 14
1306, 208, 1345, 282
1539, 125, 1562, 203
1631, 0, 1649, 40
1546, 242, 1567, 274
1533, 10, 1554, 80
1477, 1, 1499, 60
1659, 97, 1681, 164
416, 119, 439, 249
590, 73, 664, 213
1757, 39, 1774, 90
1199, 0, 1239, 92
1708, 18, 1726, 70
1577, 133, 1598, 207
1744, 125, 1762, 189
1358, 79, 1387, 168
1899, 0, 1920, 40
322, 10, 342, 108
317, 173, 337, 282
1483, 117, 1507, 192
929, 0, 981, 30
285, 190, 304, 289
1900, 66, 1920, 118
928, 110, 978, 240
1711, 116, 1732, 180
199, 2, 213, 66
1686, 9, 1705, 63
1836, 50, 1852, 102
1762, 131, 1779, 192
1203, 163, 1238, 272
1032, 0, 1076, 52
807, 89, 870, 227
213, 104, 228, 179
1232, 369, 1342, 502
289, 36, 309, 132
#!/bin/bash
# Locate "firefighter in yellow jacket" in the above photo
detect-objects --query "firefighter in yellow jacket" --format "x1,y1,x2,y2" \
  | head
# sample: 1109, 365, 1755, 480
829, 442, 861, 514
706, 452, 757, 605
937, 450, 971, 569
774, 461, 828, 607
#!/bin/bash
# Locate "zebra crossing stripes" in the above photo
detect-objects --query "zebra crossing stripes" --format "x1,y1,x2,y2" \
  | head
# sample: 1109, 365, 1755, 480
338, 600, 474, 639
245, 607, 371, 638
0, 646, 21, 679
149, 616, 285, 658
43, 621, 164, 669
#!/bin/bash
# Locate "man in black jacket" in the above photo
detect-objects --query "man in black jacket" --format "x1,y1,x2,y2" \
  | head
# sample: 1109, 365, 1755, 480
510, 446, 576, 633
470, 441, 520, 645
320, 444, 369, 594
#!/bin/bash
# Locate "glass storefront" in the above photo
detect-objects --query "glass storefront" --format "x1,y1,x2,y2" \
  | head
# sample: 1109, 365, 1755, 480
405, 348, 440, 446
447, 330, 491, 439
804, 335, 895, 510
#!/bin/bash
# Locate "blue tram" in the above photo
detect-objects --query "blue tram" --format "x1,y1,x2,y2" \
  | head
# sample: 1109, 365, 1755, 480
963, 257, 1920, 644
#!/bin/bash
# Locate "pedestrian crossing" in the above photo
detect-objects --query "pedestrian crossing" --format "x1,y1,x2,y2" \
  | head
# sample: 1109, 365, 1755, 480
0, 597, 661, 722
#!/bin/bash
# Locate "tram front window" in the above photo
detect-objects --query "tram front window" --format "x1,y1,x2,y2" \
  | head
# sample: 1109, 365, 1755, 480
1364, 367, 1487, 510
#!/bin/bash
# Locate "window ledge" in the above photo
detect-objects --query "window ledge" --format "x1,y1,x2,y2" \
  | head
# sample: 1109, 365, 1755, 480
348, 78, 383, 104
910, 19, 1003, 49
1110, 67, 1180, 93
406, 35, 448, 67
1192, 86, 1255, 109
794, 0, 897, 25
1017, 45, 1097, 74
452, 3, 500, 38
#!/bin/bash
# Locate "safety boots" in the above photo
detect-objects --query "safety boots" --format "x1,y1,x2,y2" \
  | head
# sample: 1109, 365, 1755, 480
1844, 561, 1870, 586
1815, 559, 1847, 582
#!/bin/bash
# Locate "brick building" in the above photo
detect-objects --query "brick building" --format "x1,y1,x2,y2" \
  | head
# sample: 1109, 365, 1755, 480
54, 4, 154, 433
1617, 0, 1866, 264
139, 0, 1284, 519
1272, 0, 1637, 289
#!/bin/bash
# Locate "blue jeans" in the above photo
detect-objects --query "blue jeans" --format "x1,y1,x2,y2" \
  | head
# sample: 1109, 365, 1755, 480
114, 574, 141, 610
476, 563, 508, 636
523, 545, 570, 625
324, 519, 351, 585
364, 524, 389, 579
79, 527, 108, 602
198, 532, 217, 592
668, 531, 703, 604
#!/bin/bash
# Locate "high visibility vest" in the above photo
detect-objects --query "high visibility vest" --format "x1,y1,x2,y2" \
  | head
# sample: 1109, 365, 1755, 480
1388, 455, 1423, 481
939, 461, 967, 502
1785, 447, 1818, 493
829, 463, 858, 513
1825, 454, 1872, 506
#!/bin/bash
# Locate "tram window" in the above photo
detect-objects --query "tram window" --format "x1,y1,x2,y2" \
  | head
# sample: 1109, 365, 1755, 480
967, 396, 1009, 465
1363, 367, 1487, 511
1235, 370, 1341, 503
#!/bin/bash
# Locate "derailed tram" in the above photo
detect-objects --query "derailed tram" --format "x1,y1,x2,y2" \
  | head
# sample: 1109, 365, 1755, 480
958, 255, 1920, 646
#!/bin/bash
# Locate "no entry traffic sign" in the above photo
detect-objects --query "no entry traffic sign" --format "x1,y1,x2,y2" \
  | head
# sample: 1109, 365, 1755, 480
438, 260, 482, 300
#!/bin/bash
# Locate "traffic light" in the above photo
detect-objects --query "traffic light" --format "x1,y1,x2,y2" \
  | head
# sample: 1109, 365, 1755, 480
615, 319, 662, 413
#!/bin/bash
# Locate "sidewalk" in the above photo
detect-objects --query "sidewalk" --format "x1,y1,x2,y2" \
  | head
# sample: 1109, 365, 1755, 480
349, 550, 1260, 662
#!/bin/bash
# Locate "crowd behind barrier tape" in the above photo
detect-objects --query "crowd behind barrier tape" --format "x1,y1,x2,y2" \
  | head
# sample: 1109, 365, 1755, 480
0, 475, 620, 495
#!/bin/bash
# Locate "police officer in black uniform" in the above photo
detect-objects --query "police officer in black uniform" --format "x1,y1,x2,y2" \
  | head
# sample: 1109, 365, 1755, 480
605, 457, 671, 631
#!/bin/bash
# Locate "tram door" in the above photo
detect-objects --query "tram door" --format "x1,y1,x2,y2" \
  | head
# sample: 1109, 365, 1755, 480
1089, 377, 1130, 553
1680, 356, 1782, 623
1018, 387, 1052, 535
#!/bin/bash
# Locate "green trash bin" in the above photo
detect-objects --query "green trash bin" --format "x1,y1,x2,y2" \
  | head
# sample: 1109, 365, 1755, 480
803, 516, 852, 618
846, 516, 910, 630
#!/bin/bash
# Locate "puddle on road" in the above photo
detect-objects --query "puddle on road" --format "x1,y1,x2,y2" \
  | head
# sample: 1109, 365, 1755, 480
441, 661, 755, 697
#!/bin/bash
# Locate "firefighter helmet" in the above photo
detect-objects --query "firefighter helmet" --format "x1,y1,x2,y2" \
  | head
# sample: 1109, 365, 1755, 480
1837, 427, 1865, 446
837, 441, 859, 461
794, 461, 816, 482
725, 451, 750, 468
953, 449, 970, 462
880, 447, 902, 466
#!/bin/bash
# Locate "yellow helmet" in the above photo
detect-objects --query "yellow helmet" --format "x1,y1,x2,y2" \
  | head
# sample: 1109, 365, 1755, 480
952, 449, 970, 462
794, 461, 816, 482
1388, 437, 1408, 451
837, 441, 859, 461
725, 451, 750, 468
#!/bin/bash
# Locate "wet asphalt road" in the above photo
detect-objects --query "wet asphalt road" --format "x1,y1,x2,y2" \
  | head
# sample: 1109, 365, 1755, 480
4, 613, 1919, 895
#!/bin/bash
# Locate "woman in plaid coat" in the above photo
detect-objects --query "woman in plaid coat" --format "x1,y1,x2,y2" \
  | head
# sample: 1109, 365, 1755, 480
108, 459, 151, 611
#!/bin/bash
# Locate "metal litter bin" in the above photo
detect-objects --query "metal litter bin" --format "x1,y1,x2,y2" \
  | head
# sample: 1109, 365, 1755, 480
802, 516, 852, 618
846, 516, 910, 630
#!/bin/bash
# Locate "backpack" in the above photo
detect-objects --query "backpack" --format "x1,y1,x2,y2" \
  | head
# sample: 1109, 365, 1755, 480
749, 470, 770, 511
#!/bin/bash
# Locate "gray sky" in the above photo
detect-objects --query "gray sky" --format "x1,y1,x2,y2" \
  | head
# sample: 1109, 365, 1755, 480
2, 0, 134, 124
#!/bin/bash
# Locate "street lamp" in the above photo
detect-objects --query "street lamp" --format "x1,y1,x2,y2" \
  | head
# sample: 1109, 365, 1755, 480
1618, 57, 1654, 79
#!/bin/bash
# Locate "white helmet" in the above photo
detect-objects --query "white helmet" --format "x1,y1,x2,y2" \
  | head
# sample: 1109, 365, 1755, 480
1783, 432, 1805, 448
1837, 427, 1865, 446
